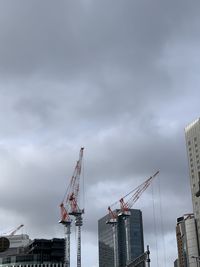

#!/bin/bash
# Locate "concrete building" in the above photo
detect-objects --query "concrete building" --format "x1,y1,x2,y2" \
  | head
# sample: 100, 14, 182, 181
185, 118, 200, 250
6, 234, 30, 248
0, 234, 31, 257
0, 237, 64, 267
98, 209, 144, 267
176, 214, 199, 267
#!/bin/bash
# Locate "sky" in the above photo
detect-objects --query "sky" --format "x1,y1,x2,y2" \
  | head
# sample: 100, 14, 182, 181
0, 0, 199, 266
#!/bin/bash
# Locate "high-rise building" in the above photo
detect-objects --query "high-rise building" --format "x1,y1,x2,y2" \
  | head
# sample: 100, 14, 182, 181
176, 214, 199, 267
185, 118, 200, 249
98, 209, 144, 267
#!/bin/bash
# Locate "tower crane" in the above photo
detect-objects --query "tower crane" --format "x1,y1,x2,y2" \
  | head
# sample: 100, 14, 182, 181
59, 147, 84, 267
3, 224, 24, 236
107, 171, 159, 267
10, 224, 24, 236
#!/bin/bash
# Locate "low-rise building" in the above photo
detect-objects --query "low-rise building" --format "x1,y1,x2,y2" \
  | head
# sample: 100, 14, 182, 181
0, 236, 64, 267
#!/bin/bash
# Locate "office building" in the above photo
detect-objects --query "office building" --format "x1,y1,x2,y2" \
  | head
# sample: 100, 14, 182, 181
0, 234, 31, 257
98, 209, 144, 267
176, 214, 199, 267
174, 259, 179, 267
185, 118, 200, 248
0, 236, 64, 267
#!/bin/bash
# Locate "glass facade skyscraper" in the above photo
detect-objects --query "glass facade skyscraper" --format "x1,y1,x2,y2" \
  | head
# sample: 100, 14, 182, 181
98, 209, 144, 267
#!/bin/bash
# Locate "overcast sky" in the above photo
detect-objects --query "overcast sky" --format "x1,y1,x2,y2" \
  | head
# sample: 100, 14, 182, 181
0, 0, 199, 266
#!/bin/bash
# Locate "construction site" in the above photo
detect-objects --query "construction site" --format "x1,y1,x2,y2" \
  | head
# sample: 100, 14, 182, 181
0, 148, 160, 267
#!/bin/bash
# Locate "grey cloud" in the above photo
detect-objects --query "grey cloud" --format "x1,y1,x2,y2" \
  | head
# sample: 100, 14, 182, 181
0, 0, 198, 80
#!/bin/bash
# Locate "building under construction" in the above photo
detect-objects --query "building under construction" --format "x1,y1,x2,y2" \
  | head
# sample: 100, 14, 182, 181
98, 209, 145, 267
0, 235, 65, 267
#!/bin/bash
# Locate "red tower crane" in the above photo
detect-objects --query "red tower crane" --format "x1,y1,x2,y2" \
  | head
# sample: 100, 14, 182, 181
107, 171, 159, 267
59, 147, 84, 267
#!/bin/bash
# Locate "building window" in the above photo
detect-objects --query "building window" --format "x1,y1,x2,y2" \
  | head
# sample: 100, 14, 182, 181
195, 143, 198, 147
189, 147, 192, 151
194, 137, 197, 141
188, 141, 191, 145
191, 169, 194, 173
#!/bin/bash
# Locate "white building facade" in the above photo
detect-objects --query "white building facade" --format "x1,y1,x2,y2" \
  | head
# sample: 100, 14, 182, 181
185, 118, 200, 251
6, 234, 31, 248
176, 214, 199, 267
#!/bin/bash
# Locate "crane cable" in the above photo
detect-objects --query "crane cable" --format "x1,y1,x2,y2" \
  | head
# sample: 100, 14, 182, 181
151, 180, 159, 267
158, 176, 167, 267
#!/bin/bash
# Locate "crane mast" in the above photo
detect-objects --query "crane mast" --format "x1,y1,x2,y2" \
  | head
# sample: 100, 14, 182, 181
59, 203, 71, 267
107, 171, 159, 266
107, 208, 119, 267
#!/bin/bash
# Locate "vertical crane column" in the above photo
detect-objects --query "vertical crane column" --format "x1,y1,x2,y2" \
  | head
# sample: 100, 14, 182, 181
64, 222, 71, 267
75, 213, 83, 267
106, 209, 119, 267
118, 209, 131, 266
124, 216, 131, 265
59, 204, 71, 267
112, 223, 119, 267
